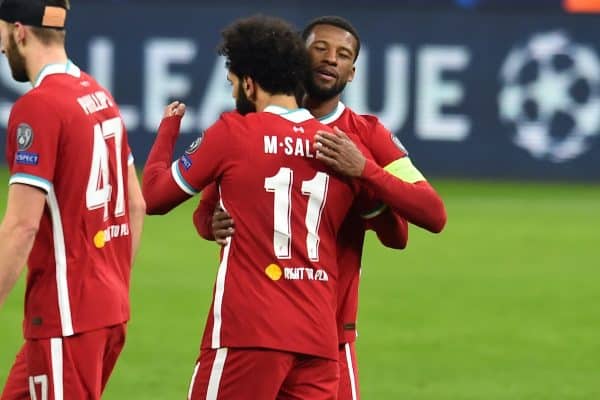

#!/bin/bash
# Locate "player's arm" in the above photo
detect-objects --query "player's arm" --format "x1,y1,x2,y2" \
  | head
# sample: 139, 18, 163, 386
192, 183, 219, 240
142, 102, 191, 214
364, 208, 408, 249
0, 94, 60, 307
192, 183, 235, 245
127, 163, 146, 264
355, 182, 409, 249
359, 158, 446, 233
0, 184, 45, 307
314, 128, 409, 248
315, 127, 447, 233
143, 102, 231, 216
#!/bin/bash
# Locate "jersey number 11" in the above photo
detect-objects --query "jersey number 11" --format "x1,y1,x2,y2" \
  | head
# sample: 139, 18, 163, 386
265, 167, 329, 262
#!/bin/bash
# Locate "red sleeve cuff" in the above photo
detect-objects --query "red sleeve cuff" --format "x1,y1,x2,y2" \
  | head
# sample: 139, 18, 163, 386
158, 115, 183, 137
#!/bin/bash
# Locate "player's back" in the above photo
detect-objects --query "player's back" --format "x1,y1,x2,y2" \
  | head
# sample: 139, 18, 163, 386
6, 64, 132, 338
200, 106, 359, 360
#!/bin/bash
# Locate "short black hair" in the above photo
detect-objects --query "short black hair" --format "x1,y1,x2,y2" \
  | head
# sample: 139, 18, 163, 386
218, 15, 309, 96
301, 16, 361, 61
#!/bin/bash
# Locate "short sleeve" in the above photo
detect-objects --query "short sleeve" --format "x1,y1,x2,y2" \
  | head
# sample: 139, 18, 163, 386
170, 115, 233, 195
6, 94, 61, 193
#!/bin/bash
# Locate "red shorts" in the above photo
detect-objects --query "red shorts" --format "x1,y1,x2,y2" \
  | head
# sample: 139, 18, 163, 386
1, 324, 126, 400
338, 342, 360, 400
187, 347, 339, 400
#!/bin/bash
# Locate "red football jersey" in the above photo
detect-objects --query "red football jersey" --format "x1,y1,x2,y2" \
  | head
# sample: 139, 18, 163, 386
151, 106, 364, 360
320, 102, 408, 344
5, 63, 133, 339
188, 102, 443, 346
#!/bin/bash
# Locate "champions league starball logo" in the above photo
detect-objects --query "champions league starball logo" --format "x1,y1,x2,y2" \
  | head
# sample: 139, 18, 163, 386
498, 31, 600, 163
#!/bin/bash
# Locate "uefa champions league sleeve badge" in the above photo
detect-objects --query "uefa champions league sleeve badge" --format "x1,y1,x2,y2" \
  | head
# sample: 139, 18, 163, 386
16, 123, 34, 151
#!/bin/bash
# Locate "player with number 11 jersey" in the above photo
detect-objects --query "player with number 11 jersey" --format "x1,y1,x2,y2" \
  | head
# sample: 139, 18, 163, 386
144, 106, 377, 362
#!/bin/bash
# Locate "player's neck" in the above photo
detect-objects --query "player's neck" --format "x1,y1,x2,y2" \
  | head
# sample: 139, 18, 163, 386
256, 93, 299, 112
303, 95, 340, 119
26, 46, 68, 86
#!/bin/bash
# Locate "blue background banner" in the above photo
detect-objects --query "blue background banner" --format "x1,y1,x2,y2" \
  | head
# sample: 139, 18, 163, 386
1, 4, 598, 180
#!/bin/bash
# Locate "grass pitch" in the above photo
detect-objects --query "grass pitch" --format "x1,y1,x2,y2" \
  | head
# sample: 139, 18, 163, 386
1, 167, 599, 399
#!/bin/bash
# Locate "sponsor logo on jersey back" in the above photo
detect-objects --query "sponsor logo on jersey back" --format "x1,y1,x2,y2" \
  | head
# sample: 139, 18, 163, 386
265, 264, 283, 281
283, 267, 329, 282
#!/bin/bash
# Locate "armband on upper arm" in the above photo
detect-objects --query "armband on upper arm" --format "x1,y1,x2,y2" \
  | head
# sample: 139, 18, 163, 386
384, 157, 425, 183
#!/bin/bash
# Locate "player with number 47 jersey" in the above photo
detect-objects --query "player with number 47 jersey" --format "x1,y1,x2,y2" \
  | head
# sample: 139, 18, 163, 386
0, 1, 145, 398
5, 63, 136, 339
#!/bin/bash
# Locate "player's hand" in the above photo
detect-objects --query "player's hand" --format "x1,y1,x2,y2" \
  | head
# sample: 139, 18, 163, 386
163, 101, 186, 118
314, 126, 366, 177
212, 207, 235, 246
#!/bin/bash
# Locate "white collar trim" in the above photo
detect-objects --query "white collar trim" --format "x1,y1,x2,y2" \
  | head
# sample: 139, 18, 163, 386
264, 105, 313, 123
318, 102, 346, 125
34, 60, 81, 88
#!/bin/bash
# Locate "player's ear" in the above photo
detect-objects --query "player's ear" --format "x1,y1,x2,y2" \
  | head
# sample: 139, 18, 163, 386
348, 65, 356, 83
12, 23, 26, 47
243, 76, 256, 99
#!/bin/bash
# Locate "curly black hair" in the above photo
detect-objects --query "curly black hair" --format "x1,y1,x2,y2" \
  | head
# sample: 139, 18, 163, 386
301, 16, 361, 61
218, 15, 309, 96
